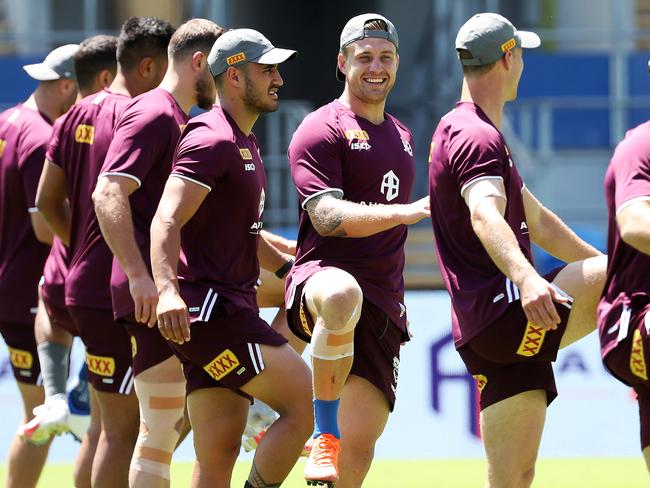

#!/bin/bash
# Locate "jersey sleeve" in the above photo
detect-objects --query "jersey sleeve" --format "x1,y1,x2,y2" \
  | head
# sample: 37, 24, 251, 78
611, 135, 650, 212
447, 125, 505, 196
100, 105, 171, 187
288, 115, 344, 209
170, 124, 230, 191
45, 117, 65, 166
19, 144, 47, 209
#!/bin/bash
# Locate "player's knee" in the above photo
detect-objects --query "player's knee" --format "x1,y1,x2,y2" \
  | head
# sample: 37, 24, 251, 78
316, 279, 362, 329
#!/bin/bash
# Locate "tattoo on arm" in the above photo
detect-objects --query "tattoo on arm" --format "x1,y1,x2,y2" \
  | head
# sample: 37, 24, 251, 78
305, 192, 348, 237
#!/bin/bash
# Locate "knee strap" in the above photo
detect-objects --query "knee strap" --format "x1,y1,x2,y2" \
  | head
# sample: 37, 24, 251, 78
309, 302, 360, 361
130, 380, 185, 480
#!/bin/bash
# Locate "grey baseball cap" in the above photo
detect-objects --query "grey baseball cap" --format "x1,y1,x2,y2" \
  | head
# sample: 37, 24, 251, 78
336, 13, 399, 81
23, 44, 79, 81
455, 13, 540, 66
208, 28, 297, 77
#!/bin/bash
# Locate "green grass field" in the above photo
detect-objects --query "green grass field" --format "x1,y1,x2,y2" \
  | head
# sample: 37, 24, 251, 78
8, 458, 647, 487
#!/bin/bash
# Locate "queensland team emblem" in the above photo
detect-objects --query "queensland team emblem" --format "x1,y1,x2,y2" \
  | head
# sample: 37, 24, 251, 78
517, 322, 546, 357
473, 374, 488, 392
204, 349, 240, 380
402, 138, 413, 156
86, 353, 115, 377
380, 170, 400, 202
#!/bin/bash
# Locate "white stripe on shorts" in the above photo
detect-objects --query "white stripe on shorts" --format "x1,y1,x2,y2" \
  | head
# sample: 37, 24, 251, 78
254, 343, 264, 371
248, 343, 260, 374
197, 289, 214, 322
119, 366, 133, 394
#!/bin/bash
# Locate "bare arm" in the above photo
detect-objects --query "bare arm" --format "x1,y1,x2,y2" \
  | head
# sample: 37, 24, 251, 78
35, 160, 70, 245
260, 229, 296, 255
93, 175, 158, 326
617, 199, 650, 255
151, 176, 209, 343
258, 232, 292, 274
468, 182, 568, 330
305, 192, 430, 238
523, 187, 602, 261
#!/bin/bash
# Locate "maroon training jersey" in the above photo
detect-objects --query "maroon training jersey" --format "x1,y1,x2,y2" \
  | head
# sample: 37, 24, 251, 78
170, 106, 266, 319
428, 102, 531, 348
598, 121, 650, 357
100, 88, 189, 319
0, 104, 53, 323
47, 89, 131, 310
286, 100, 415, 332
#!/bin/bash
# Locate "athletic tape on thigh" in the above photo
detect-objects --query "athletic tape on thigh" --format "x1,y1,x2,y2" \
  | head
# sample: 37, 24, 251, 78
310, 302, 360, 361
130, 380, 186, 479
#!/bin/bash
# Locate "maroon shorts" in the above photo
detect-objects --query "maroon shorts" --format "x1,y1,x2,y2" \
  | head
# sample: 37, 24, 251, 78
601, 302, 650, 450
0, 321, 41, 385
170, 297, 287, 397
41, 284, 78, 337
69, 306, 134, 395
122, 316, 175, 376
287, 281, 404, 411
458, 269, 572, 410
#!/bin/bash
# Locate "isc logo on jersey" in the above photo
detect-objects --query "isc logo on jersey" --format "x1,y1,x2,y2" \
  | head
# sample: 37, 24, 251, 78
345, 129, 371, 151
75, 124, 95, 144
240, 147, 255, 171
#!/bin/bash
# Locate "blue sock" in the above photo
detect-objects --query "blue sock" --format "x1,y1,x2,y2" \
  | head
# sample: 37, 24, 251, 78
313, 399, 340, 439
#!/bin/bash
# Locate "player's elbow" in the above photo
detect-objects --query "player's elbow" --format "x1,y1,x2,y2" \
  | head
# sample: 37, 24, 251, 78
91, 178, 111, 212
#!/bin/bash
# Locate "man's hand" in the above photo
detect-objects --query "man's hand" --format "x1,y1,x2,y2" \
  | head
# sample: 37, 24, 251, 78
129, 274, 159, 327
156, 289, 191, 344
399, 196, 431, 225
518, 274, 569, 331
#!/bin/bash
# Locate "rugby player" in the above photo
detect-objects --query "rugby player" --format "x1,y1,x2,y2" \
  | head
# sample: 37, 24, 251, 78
35, 17, 174, 487
150, 28, 312, 488
0, 43, 78, 488
428, 13, 606, 488
285, 13, 429, 487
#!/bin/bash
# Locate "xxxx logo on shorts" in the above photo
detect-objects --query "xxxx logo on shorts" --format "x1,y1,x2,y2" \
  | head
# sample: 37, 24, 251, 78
516, 322, 546, 357
0, 139, 6, 157
8, 347, 33, 369
204, 349, 240, 380
75, 124, 95, 144
86, 353, 115, 377
630, 329, 648, 381
131, 336, 137, 358
473, 374, 488, 392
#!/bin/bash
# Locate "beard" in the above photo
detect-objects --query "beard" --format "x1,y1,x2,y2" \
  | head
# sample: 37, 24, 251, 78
195, 71, 216, 110
242, 75, 278, 114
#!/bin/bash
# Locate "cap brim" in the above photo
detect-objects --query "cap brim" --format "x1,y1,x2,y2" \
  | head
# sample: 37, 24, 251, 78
519, 31, 541, 49
23, 63, 61, 81
254, 47, 297, 65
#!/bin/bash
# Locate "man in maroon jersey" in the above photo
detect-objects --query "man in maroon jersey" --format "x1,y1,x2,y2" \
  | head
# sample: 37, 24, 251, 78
19, 34, 118, 488
598, 116, 650, 473
0, 43, 78, 488
428, 13, 606, 487
151, 29, 312, 488
285, 13, 429, 487
36, 17, 174, 488
92, 19, 223, 486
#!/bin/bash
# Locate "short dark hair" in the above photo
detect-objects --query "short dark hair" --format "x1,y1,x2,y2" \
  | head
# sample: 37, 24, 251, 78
457, 49, 498, 77
116, 16, 175, 71
74, 35, 118, 92
168, 18, 225, 61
